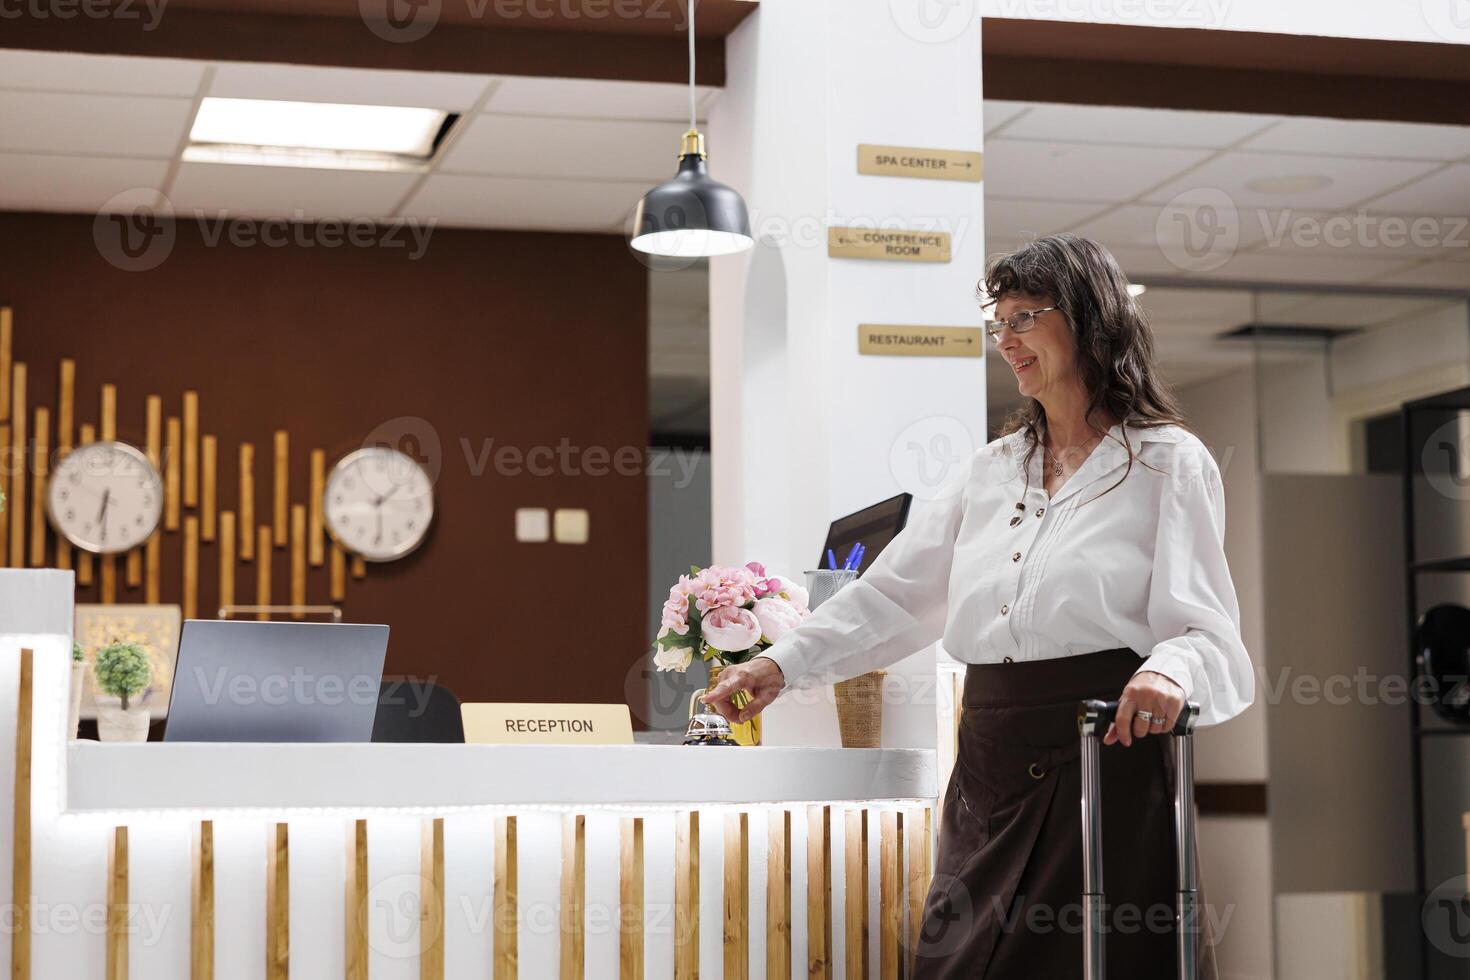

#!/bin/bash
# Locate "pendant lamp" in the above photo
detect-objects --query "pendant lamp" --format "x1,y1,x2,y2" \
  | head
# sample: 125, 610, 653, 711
630, 0, 753, 258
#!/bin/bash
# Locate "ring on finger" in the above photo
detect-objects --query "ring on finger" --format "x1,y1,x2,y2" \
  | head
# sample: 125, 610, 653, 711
1150, 715, 1167, 727
1136, 709, 1155, 723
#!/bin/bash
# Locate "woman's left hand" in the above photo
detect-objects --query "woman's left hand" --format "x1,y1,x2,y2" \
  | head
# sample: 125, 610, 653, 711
1104, 670, 1185, 747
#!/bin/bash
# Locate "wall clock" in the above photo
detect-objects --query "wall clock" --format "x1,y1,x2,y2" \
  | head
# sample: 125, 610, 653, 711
46, 440, 164, 554
323, 446, 434, 562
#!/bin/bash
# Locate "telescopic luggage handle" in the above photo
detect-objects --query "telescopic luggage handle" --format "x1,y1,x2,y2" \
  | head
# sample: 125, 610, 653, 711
1079, 699, 1199, 737
1077, 698, 1202, 980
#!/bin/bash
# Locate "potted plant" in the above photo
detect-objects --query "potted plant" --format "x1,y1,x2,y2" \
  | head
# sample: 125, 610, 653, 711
652, 561, 810, 746
69, 641, 86, 740
93, 642, 152, 743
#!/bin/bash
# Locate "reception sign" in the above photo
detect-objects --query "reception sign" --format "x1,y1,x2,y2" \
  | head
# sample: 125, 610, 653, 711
461, 702, 635, 744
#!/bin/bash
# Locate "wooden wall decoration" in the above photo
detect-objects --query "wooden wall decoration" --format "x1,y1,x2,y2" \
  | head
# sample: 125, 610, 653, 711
0, 308, 371, 623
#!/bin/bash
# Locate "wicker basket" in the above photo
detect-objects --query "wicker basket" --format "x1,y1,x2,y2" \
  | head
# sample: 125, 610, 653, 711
834, 670, 886, 748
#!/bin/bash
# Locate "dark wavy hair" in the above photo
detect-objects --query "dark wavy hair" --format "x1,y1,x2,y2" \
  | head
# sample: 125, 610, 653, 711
981, 234, 1188, 496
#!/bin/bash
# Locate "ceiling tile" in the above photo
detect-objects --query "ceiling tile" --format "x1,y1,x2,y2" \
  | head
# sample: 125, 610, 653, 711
1072, 202, 1270, 258
982, 100, 1029, 135
486, 76, 715, 121
0, 153, 170, 213
998, 104, 1278, 149
0, 91, 192, 157
1204, 250, 1422, 286
983, 139, 1213, 204
983, 197, 1107, 240
399, 173, 646, 232
0, 49, 204, 96
208, 62, 491, 111
167, 162, 420, 221
1253, 293, 1453, 327
1367, 260, 1470, 290
1356, 163, 1470, 216
1141, 150, 1441, 211
1241, 117, 1470, 161
439, 114, 687, 180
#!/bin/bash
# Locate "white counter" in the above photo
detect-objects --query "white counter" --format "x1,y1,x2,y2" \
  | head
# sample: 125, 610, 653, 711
65, 741, 937, 816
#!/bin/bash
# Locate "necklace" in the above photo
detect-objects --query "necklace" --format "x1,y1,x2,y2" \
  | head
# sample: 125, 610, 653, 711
1044, 445, 1063, 477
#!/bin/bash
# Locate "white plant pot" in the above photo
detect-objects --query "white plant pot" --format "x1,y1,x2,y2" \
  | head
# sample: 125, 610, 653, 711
68, 662, 85, 740
97, 706, 151, 743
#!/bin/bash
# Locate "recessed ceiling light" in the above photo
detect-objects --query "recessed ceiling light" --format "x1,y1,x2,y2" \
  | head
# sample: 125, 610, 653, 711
1128, 283, 1147, 297
1244, 174, 1333, 194
186, 97, 451, 171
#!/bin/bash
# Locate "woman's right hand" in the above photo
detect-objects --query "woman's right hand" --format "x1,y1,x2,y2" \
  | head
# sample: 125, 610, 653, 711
699, 657, 786, 724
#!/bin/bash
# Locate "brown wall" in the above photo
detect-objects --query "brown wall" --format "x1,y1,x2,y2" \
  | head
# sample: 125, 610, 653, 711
0, 212, 649, 709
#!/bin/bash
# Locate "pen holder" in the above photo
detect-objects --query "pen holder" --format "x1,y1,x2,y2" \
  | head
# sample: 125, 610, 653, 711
805, 569, 859, 611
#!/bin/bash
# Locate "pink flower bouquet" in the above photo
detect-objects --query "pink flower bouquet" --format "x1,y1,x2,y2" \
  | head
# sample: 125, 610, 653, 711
653, 561, 811, 672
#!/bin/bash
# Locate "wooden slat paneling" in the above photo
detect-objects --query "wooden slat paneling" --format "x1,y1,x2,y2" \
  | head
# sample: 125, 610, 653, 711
183, 390, 199, 508
256, 526, 271, 620
422, 818, 445, 980
28, 407, 46, 567
0, 308, 10, 422
54, 359, 73, 571
905, 807, 930, 977
183, 516, 199, 619
107, 826, 128, 980
76, 423, 94, 585
8, 363, 26, 569
165, 416, 181, 531
806, 805, 832, 980
560, 813, 585, 980
723, 812, 749, 980
219, 511, 236, 612
266, 823, 289, 980
880, 811, 902, 980
351, 554, 366, 580
619, 817, 644, 980
845, 809, 868, 980
144, 396, 162, 601
290, 505, 306, 618
0, 422, 8, 569
193, 821, 215, 980
239, 443, 255, 561
103, 386, 123, 595
11, 648, 32, 980
766, 810, 791, 980
330, 544, 346, 602
309, 449, 325, 566
346, 820, 369, 980
494, 816, 518, 980
272, 431, 288, 547
674, 810, 698, 980
201, 435, 217, 542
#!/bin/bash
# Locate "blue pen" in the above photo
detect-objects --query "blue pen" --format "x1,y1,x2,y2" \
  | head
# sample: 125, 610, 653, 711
827, 548, 838, 570
853, 543, 866, 569
842, 543, 860, 571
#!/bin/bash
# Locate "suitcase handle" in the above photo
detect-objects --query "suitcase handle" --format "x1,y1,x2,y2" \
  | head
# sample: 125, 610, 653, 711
1078, 698, 1199, 737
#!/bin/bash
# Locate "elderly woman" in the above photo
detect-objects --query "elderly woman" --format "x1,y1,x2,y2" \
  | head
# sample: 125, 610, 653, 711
702, 234, 1254, 978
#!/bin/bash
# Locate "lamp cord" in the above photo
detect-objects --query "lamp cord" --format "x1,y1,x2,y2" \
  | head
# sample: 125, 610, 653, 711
687, 0, 697, 132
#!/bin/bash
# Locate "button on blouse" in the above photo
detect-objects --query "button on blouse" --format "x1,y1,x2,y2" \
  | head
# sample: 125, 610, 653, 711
759, 421, 1255, 726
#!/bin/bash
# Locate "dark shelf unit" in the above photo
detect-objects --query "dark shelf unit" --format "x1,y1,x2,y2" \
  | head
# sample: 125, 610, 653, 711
1403, 385, 1470, 911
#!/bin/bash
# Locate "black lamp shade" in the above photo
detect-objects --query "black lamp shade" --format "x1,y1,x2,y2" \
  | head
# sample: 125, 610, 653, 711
631, 153, 753, 258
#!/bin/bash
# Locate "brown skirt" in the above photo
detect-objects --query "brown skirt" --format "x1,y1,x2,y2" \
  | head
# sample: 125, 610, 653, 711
911, 648, 1219, 980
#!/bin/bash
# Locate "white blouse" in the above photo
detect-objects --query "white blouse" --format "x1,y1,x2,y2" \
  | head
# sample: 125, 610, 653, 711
761, 421, 1255, 726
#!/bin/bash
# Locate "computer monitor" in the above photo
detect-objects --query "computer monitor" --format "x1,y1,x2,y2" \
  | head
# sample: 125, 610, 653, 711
817, 492, 913, 575
163, 620, 390, 742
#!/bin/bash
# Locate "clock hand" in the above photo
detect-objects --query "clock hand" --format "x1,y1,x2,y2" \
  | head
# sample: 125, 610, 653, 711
97, 488, 111, 543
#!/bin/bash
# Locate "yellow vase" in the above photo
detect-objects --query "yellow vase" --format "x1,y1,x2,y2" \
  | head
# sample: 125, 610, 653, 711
702, 664, 762, 746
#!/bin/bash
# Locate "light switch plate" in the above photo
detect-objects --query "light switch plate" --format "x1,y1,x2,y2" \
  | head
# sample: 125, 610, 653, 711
553, 508, 590, 544
515, 507, 550, 543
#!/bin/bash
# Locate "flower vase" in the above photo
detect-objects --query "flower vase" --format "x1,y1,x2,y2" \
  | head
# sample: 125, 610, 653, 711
701, 664, 762, 746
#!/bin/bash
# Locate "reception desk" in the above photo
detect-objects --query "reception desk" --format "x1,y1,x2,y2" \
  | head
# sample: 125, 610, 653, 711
0, 573, 940, 980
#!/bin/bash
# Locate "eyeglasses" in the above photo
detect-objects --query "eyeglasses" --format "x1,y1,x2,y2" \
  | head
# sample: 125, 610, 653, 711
984, 306, 1058, 345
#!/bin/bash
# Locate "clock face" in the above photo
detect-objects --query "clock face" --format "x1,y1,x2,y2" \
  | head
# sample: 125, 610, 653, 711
46, 441, 164, 554
323, 446, 434, 562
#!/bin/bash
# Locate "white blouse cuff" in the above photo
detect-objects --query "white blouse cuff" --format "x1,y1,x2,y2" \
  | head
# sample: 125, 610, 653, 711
1136, 648, 1197, 701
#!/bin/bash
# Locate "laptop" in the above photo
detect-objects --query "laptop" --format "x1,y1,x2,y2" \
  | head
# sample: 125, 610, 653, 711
163, 620, 390, 742
818, 492, 913, 575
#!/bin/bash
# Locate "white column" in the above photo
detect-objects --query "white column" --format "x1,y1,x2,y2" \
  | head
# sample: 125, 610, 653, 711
708, 2, 986, 747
